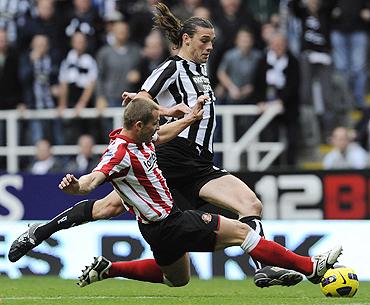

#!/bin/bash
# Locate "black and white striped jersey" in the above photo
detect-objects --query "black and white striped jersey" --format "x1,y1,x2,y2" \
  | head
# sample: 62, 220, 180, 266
141, 55, 216, 153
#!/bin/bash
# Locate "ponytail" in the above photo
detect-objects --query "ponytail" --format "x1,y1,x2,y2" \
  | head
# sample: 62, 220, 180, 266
153, 3, 214, 49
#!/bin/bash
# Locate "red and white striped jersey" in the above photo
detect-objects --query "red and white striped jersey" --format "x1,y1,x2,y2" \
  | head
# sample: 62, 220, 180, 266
93, 128, 173, 223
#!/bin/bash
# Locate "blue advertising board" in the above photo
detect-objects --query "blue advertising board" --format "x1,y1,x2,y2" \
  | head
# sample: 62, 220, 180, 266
0, 173, 134, 220
2, 169, 370, 221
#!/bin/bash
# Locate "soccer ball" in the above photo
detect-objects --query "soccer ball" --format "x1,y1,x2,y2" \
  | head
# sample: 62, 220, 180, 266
320, 266, 359, 297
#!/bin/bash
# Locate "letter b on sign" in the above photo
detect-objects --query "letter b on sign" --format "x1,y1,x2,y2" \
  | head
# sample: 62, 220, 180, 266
324, 175, 366, 219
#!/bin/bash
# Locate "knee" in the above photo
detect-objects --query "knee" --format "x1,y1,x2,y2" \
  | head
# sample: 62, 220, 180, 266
168, 276, 190, 287
92, 199, 125, 219
235, 192, 263, 218
235, 221, 251, 242
219, 219, 251, 246
248, 194, 263, 216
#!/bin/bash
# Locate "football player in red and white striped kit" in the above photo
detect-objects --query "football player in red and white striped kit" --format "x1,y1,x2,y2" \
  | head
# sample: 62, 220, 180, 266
54, 96, 341, 288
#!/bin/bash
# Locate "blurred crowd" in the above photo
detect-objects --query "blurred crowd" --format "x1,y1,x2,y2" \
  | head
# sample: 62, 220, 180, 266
0, 0, 369, 172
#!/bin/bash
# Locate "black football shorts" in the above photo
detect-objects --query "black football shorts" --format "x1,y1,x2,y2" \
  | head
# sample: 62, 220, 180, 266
156, 137, 230, 208
138, 206, 220, 266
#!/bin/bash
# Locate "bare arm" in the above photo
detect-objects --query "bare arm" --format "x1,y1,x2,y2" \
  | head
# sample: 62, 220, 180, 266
217, 69, 237, 90
58, 81, 68, 114
154, 95, 207, 145
75, 81, 96, 115
122, 90, 192, 117
58, 172, 106, 195
217, 69, 243, 101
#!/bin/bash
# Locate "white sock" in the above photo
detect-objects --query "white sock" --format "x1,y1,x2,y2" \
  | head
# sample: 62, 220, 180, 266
240, 228, 261, 253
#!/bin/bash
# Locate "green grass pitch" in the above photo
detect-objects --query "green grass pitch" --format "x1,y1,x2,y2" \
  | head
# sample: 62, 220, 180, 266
1, 277, 370, 305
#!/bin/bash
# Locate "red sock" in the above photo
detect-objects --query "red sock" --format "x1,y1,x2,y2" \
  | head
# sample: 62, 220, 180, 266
249, 238, 313, 275
107, 259, 163, 283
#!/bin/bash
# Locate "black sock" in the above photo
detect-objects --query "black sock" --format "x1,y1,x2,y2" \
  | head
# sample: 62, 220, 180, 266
239, 215, 265, 270
34, 199, 96, 242
239, 216, 265, 237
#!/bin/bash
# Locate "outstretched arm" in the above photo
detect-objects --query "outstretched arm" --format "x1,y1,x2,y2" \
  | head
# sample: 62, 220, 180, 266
154, 95, 207, 145
58, 172, 106, 195
122, 90, 192, 118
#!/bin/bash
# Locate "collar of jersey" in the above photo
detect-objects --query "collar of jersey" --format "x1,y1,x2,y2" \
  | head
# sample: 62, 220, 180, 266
109, 128, 136, 143
173, 55, 203, 68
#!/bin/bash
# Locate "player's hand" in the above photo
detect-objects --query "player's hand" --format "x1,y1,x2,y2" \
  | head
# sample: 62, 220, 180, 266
165, 102, 192, 117
121, 91, 136, 106
58, 174, 80, 194
188, 95, 207, 121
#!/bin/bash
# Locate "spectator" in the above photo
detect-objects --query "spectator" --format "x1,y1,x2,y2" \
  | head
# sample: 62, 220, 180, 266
92, 0, 120, 19
0, 0, 36, 48
96, 21, 140, 109
95, 21, 141, 137
323, 126, 369, 169
208, 0, 261, 85
18, 0, 65, 63
289, 0, 337, 143
102, 10, 124, 46
331, 0, 370, 109
260, 22, 278, 47
246, 0, 280, 24
29, 139, 63, 174
253, 32, 300, 166
120, 0, 158, 46
64, 0, 105, 54
192, 5, 212, 20
19, 34, 62, 145
172, 0, 203, 21
279, 0, 302, 56
218, 28, 261, 105
135, 30, 169, 90
65, 134, 99, 174
217, 28, 261, 141
0, 29, 22, 147
58, 31, 98, 144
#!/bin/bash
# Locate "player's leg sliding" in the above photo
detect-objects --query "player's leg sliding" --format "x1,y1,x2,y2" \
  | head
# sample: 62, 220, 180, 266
78, 229, 342, 288
253, 266, 304, 288
239, 215, 265, 270
241, 228, 343, 284
78, 256, 172, 288
8, 199, 96, 262
7, 223, 43, 262
239, 215, 303, 288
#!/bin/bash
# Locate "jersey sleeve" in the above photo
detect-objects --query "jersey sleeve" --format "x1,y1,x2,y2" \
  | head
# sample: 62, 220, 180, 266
93, 140, 129, 180
141, 60, 179, 98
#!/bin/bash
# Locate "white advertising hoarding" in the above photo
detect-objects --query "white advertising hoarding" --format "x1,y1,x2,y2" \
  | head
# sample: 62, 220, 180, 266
0, 220, 368, 280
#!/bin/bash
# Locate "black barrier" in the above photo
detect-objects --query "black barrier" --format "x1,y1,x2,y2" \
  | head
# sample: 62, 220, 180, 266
1, 170, 369, 220
178, 170, 370, 220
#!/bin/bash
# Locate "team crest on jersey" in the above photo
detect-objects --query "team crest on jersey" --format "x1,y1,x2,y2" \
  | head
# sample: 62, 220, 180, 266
201, 213, 212, 224
144, 152, 157, 171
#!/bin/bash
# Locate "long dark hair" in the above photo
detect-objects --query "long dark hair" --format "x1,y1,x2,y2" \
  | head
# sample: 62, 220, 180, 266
153, 3, 213, 49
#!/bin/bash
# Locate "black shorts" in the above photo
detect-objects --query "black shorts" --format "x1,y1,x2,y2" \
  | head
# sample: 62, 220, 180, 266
156, 137, 230, 208
138, 206, 220, 266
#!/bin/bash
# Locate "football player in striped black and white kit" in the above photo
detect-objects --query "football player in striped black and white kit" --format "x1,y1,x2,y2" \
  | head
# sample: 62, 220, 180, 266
122, 3, 304, 287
